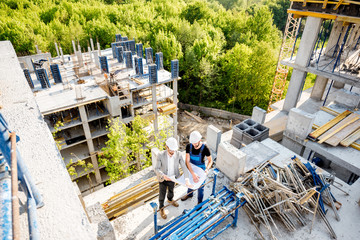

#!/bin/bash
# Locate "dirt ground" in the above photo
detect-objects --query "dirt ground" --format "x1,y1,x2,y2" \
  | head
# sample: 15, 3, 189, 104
177, 109, 242, 150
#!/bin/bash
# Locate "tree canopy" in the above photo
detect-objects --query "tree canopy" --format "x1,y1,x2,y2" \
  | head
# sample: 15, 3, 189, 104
0, 0, 286, 115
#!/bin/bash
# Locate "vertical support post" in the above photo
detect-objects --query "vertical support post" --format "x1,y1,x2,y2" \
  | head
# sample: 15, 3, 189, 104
173, 78, 178, 138
90, 38, 95, 52
88, 47, 93, 63
97, 42, 101, 56
59, 47, 65, 63
0, 167, 12, 240
72, 40, 76, 55
152, 85, 158, 133
150, 202, 158, 235
54, 42, 60, 57
212, 169, 219, 196
10, 133, 19, 240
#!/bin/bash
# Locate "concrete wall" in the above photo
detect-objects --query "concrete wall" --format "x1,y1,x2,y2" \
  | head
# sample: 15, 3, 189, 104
0, 41, 96, 239
18, 52, 52, 72
178, 102, 249, 120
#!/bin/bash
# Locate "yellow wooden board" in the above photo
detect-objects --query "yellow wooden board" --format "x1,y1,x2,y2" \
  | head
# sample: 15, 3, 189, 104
318, 113, 360, 144
324, 119, 360, 146
340, 128, 360, 147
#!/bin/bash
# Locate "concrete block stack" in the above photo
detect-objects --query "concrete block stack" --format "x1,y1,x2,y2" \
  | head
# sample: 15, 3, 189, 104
231, 119, 269, 147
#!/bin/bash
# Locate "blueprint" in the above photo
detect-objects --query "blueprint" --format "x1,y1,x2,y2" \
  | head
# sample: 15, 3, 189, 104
169, 163, 206, 189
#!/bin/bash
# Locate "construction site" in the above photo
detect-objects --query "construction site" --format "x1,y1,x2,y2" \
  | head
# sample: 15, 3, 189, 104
0, 0, 360, 239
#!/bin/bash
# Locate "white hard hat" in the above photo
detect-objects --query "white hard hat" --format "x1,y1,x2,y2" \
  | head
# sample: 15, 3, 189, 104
189, 131, 202, 144
166, 137, 178, 151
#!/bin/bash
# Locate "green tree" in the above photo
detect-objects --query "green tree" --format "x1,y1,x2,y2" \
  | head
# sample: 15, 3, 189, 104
99, 115, 173, 183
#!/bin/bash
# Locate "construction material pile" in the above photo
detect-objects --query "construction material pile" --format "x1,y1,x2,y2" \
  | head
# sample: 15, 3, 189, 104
232, 157, 340, 240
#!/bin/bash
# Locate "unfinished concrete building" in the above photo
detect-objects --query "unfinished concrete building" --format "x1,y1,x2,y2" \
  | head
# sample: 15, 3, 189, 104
17, 35, 180, 194
266, 1, 360, 185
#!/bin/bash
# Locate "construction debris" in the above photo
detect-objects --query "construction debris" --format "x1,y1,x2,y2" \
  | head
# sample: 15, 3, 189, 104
184, 110, 204, 123
232, 157, 340, 240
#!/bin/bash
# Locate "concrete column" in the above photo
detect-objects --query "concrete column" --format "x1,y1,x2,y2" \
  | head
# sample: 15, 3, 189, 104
310, 75, 328, 100
54, 42, 60, 57
97, 42, 101, 56
152, 85, 158, 133
78, 106, 102, 184
283, 17, 323, 112
90, 38, 95, 52
88, 46, 93, 63
173, 79, 178, 138
93, 51, 99, 68
76, 51, 84, 67
60, 47, 65, 63
72, 40, 77, 54
324, 21, 343, 57
35, 45, 41, 54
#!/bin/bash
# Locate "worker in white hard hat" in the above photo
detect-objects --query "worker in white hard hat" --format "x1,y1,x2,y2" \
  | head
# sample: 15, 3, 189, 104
154, 137, 191, 219
181, 131, 213, 204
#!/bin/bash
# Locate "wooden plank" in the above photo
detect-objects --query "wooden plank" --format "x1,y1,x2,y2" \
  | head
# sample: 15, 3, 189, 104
309, 110, 352, 140
184, 110, 203, 123
318, 113, 360, 144
325, 119, 360, 146
340, 128, 360, 147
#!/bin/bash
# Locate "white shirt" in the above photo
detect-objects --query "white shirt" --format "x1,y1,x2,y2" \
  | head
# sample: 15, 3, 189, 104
167, 153, 175, 177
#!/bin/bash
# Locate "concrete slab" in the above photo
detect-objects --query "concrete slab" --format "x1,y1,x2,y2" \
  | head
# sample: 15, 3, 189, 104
240, 141, 279, 172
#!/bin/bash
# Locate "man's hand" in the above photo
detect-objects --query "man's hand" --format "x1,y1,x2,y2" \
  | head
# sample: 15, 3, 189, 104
192, 172, 199, 183
163, 175, 172, 181
185, 179, 193, 189
205, 168, 209, 175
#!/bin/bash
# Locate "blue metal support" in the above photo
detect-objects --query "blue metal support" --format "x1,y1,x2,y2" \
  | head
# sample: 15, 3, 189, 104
211, 169, 219, 196
0, 114, 44, 208
0, 166, 12, 240
316, 20, 333, 65
0, 114, 42, 240
150, 184, 246, 240
323, 25, 352, 106
332, 26, 344, 58
353, 35, 360, 50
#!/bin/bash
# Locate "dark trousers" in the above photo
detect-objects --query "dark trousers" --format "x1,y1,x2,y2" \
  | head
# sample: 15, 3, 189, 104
159, 180, 175, 208
187, 180, 205, 204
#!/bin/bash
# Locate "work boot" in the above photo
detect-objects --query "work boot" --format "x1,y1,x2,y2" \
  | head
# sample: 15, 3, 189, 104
181, 194, 193, 201
160, 208, 167, 219
168, 200, 179, 207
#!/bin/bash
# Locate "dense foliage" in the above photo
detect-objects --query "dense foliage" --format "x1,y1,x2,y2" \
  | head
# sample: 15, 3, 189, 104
0, 0, 286, 115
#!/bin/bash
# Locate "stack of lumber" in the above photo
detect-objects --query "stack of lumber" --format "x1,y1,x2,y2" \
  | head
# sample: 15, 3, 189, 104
233, 158, 339, 240
158, 103, 177, 115
308, 108, 360, 149
102, 176, 159, 219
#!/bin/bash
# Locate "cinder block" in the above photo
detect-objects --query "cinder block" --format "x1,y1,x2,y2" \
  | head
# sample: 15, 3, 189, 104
216, 141, 247, 182
86, 202, 116, 240
251, 106, 266, 124
244, 119, 256, 127
253, 123, 269, 141
285, 108, 315, 140
230, 137, 242, 149
206, 125, 222, 153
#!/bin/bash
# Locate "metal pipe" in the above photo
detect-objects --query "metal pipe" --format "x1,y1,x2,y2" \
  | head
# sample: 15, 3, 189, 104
0, 167, 12, 240
10, 132, 20, 240
0, 114, 44, 208
27, 195, 40, 240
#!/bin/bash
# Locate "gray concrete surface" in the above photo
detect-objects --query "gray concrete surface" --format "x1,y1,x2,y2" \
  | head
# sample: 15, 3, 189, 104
0, 40, 96, 239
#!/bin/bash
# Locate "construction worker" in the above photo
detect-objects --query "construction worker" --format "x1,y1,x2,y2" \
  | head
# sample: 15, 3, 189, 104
154, 137, 191, 219
181, 131, 213, 204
